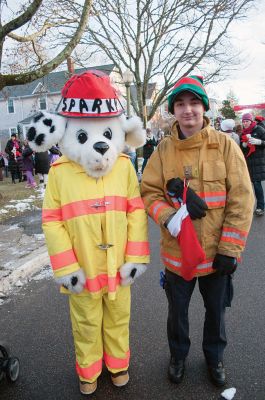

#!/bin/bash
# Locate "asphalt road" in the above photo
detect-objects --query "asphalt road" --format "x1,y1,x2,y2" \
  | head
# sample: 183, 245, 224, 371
1, 216, 265, 400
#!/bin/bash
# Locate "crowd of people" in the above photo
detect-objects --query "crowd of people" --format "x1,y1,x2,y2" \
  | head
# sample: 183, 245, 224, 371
0, 133, 61, 188
220, 114, 265, 216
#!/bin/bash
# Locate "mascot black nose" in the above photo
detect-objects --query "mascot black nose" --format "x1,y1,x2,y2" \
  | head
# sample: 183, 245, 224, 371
93, 141, 109, 155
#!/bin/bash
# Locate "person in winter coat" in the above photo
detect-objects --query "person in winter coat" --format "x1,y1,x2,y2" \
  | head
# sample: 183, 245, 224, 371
220, 119, 239, 145
26, 71, 149, 396
49, 145, 62, 165
255, 115, 265, 130
22, 140, 37, 188
3, 153, 9, 177
0, 152, 5, 181
34, 151, 50, 188
141, 128, 157, 173
240, 113, 265, 216
5, 133, 22, 183
141, 75, 254, 388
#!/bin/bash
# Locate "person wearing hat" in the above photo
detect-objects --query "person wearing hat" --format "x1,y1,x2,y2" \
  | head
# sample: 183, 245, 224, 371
220, 119, 239, 145
27, 71, 150, 395
141, 75, 254, 387
141, 128, 157, 173
241, 113, 265, 216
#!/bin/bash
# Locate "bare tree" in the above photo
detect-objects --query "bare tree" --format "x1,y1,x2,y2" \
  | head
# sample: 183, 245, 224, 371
76, 0, 254, 122
0, 0, 92, 90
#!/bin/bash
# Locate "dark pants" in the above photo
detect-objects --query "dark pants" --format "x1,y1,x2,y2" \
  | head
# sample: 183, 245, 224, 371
11, 169, 22, 183
141, 157, 149, 173
253, 181, 264, 210
164, 270, 233, 367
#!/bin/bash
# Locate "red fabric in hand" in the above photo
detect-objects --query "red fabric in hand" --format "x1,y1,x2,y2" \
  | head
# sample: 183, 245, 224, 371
177, 182, 206, 281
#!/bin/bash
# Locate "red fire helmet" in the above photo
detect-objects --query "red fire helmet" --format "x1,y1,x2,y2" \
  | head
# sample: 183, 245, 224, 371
57, 70, 124, 118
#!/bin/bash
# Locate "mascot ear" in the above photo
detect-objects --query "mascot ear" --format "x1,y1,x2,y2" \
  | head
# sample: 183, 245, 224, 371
121, 114, 146, 148
26, 111, 66, 152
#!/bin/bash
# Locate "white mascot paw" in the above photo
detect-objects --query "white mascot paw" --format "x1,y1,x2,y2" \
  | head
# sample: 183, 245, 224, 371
119, 262, 147, 286
55, 268, 86, 294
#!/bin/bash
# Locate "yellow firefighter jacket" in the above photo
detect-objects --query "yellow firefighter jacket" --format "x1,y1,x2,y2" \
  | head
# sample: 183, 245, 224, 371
141, 118, 254, 277
42, 154, 150, 299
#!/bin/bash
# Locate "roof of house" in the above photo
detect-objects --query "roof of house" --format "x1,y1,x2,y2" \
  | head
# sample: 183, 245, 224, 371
130, 82, 157, 100
0, 64, 115, 99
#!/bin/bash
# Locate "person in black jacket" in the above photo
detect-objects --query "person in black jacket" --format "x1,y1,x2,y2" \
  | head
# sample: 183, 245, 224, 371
241, 113, 265, 216
0, 152, 5, 181
34, 151, 50, 188
5, 133, 23, 183
141, 128, 157, 173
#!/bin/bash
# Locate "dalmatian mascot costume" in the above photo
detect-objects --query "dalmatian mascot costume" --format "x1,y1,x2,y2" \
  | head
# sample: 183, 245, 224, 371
27, 71, 150, 395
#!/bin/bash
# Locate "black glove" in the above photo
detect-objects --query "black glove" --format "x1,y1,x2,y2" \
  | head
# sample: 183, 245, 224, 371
166, 178, 208, 220
212, 254, 237, 276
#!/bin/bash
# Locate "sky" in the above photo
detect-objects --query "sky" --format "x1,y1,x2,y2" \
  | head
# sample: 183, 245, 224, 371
2, 0, 264, 107
208, 1, 265, 106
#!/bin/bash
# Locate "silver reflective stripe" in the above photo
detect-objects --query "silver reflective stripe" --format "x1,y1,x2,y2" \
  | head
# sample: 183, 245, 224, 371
98, 244, 114, 250
222, 231, 245, 241
91, 201, 112, 208
152, 202, 165, 217
162, 255, 181, 268
204, 196, 226, 203
197, 261, 212, 270
162, 255, 212, 270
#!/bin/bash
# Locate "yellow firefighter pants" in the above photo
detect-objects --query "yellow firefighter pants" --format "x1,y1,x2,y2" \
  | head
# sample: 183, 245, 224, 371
69, 286, 131, 383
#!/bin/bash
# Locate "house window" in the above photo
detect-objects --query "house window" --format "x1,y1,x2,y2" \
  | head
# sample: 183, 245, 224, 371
10, 127, 18, 136
39, 96, 47, 110
7, 98, 15, 113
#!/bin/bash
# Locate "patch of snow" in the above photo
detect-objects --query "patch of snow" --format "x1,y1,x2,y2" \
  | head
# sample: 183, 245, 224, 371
33, 234, 45, 240
15, 280, 23, 287
32, 266, 52, 281
5, 202, 32, 212
2, 193, 41, 216
3, 261, 14, 269
221, 388, 236, 400
6, 224, 20, 231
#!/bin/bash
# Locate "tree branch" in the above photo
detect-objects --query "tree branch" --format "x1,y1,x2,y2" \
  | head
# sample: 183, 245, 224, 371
0, 0, 43, 40
0, 0, 92, 90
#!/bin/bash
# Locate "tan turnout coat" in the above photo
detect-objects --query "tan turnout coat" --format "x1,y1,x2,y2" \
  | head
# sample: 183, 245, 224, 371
141, 118, 254, 277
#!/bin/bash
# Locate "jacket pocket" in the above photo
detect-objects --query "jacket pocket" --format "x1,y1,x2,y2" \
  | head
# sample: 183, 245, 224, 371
202, 160, 227, 209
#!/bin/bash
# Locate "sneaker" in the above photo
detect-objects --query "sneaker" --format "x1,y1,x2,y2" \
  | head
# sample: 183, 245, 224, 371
79, 380, 97, 395
255, 208, 264, 216
111, 370, 129, 387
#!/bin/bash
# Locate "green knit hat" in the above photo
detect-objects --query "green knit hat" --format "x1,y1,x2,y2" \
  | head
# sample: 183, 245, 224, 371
168, 75, 209, 113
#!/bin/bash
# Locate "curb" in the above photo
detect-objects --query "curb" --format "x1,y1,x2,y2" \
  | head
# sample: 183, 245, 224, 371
0, 245, 50, 297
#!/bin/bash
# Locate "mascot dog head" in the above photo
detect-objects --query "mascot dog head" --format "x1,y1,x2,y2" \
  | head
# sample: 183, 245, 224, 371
27, 71, 145, 178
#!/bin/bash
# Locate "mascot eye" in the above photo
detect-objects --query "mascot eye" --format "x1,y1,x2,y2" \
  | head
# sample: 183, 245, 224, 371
77, 130, 88, 144
103, 128, 112, 140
